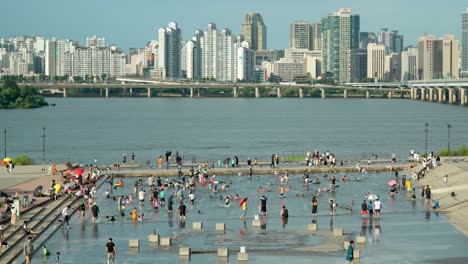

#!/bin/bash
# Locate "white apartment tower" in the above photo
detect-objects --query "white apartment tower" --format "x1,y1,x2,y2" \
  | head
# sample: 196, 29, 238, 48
367, 43, 386, 80
202, 23, 219, 80
401, 48, 418, 81
86, 36, 105, 48
158, 22, 182, 79
461, 8, 468, 76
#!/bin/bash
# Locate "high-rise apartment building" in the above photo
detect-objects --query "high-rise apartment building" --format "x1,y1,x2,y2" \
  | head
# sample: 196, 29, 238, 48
240, 13, 267, 51
322, 8, 360, 83
45, 38, 74, 77
201, 23, 218, 80
441, 34, 459, 79
192, 30, 203, 79
86, 36, 105, 48
158, 22, 182, 79
311, 21, 322, 51
367, 43, 386, 80
237, 41, 255, 82
290, 20, 312, 50
461, 8, 468, 76
401, 48, 418, 81
379, 29, 404, 53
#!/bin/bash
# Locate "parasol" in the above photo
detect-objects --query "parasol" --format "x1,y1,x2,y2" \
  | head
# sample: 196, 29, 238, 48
367, 194, 378, 200
74, 168, 84, 176
239, 197, 248, 206
388, 180, 397, 186
3, 157, 12, 163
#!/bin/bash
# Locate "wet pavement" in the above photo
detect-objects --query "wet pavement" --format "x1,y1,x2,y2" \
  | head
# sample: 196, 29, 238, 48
32, 171, 468, 263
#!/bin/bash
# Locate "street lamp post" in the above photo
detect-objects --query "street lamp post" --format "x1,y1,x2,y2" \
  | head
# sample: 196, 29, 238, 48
447, 123, 452, 154
3, 128, 6, 158
424, 123, 429, 155
41, 126, 46, 171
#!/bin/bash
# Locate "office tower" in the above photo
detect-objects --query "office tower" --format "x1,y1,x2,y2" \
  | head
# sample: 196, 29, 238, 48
86, 36, 105, 48
367, 43, 386, 80
359, 32, 377, 49
384, 53, 401, 81
418, 35, 442, 80
401, 48, 418, 81
461, 8, 468, 76
379, 29, 404, 53
290, 20, 312, 50
441, 34, 459, 79
322, 8, 360, 83
241, 13, 267, 50
311, 21, 322, 51
350, 49, 367, 82
158, 22, 182, 79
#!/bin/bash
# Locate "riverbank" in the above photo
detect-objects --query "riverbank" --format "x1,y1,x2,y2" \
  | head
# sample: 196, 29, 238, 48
413, 157, 468, 236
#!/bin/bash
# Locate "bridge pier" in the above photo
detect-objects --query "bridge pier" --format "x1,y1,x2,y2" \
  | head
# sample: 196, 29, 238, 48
105, 87, 109, 98
299, 88, 304, 98
366, 90, 370, 99
343, 89, 348, 98
233, 87, 238, 98
436, 88, 443, 103
420, 88, 426, 101
123, 87, 127, 97
459, 87, 467, 105
321, 88, 325, 99
388, 91, 392, 99
448, 88, 454, 104
63, 88, 68, 98
411, 88, 418, 100
255, 87, 260, 98
190, 88, 194, 98
277, 87, 282, 98
100, 88, 103, 97
129, 88, 133, 96
428, 88, 434, 101
147, 87, 151, 98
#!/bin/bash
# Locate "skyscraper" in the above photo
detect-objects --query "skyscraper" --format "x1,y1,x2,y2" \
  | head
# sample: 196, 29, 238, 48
418, 35, 442, 80
158, 22, 182, 79
379, 29, 404, 53
86, 36, 105, 48
367, 43, 386, 80
441, 34, 459, 79
240, 13, 267, 51
462, 8, 468, 77
322, 8, 360, 83
201, 23, 218, 80
401, 48, 418, 81
289, 20, 312, 50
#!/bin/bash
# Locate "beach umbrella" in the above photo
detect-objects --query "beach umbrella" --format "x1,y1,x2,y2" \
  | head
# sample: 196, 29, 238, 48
367, 194, 378, 200
239, 197, 248, 206
74, 168, 84, 176
388, 180, 397, 186
3, 157, 12, 163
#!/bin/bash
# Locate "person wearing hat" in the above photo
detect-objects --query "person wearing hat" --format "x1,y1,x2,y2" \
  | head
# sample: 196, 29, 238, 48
105, 238, 116, 264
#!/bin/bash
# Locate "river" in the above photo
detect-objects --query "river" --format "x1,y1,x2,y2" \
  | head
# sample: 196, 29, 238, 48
1, 98, 467, 164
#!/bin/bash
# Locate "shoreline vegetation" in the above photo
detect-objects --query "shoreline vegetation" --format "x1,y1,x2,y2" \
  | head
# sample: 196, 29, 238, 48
438, 145, 468, 157
0, 79, 48, 109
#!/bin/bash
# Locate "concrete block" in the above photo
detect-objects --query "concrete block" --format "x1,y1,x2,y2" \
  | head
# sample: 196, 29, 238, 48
333, 227, 343, 236
192, 221, 203, 230
217, 256, 229, 264
237, 252, 248, 261
308, 223, 317, 231
179, 247, 191, 256
254, 215, 259, 220
217, 248, 229, 257
240, 246, 246, 253
129, 239, 140, 248
252, 220, 261, 227
216, 223, 225, 232
343, 241, 350, 250
148, 234, 159, 243
354, 249, 360, 259
357, 236, 366, 244
160, 237, 172, 246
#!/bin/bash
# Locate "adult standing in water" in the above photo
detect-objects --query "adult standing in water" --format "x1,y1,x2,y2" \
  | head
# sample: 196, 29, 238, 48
23, 236, 34, 264
91, 202, 100, 223
177, 201, 186, 221
122, 154, 126, 164
105, 238, 116, 264
312, 196, 318, 220
260, 195, 268, 217
131, 152, 135, 164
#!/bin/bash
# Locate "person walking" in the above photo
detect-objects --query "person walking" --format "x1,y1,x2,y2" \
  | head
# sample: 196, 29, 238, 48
312, 196, 318, 220
361, 200, 368, 218
177, 201, 186, 222
345, 240, 354, 264
374, 199, 381, 219
105, 238, 116, 264
260, 195, 268, 217
23, 236, 34, 264
91, 202, 100, 223
61, 206, 70, 229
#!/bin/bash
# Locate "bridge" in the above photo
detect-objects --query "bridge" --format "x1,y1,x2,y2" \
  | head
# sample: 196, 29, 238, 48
407, 79, 468, 105
18, 78, 409, 99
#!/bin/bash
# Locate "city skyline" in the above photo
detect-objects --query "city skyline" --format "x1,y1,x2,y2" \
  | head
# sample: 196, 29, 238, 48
2, 0, 467, 51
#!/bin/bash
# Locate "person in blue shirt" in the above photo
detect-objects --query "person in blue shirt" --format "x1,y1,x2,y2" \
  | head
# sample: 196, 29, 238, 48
345, 240, 354, 264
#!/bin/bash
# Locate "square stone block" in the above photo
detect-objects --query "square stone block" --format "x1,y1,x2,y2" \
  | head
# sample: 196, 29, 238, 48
357, 236, 366, 244
252, 220, 261, 227
193, 221, 203, 230
148, 234, 159, 243
160, 237, 172, 246
343, 241, 350, 250
237, 252, 248, 261
240, 246, 246, 253
217, 248, 229, 257
308, 223, 317, 231
354, 249, 360, 259
333, 227, 343, 236
254, 215, 259, 220
179, 247, 191, 256
216, 223, 225, 232
129, 239, 139, 248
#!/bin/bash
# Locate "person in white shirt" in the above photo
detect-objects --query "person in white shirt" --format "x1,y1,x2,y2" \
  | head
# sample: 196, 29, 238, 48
189, 192, 195, 205
62, 206, 70, 229
138, 190, 145, 205
374, 199, 381, 219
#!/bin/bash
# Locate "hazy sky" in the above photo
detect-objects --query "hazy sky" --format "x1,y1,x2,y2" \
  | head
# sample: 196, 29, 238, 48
2, 0, 467, 51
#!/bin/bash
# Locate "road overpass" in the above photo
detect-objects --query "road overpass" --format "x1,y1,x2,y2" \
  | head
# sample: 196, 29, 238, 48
408, 79, 468, 105
18, 80, 409, 99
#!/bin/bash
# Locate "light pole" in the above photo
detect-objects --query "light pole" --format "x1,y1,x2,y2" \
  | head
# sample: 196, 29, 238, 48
41, 126, 46, 171
424, 123, 429, 155
447, 123, 452, 154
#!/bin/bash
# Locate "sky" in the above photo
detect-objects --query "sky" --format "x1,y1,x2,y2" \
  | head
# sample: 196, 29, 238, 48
2, 0, 467, 51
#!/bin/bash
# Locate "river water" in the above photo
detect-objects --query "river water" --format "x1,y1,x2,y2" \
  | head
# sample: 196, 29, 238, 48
1, 98, 467, 164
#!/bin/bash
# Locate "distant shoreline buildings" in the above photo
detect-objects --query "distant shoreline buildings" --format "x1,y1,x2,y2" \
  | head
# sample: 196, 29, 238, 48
1, 8, 467, 83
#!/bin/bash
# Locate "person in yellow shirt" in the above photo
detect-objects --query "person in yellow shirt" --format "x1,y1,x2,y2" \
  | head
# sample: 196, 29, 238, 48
406, 180, 412, 192
279, 186, 285, 196
157, 156, 163, 169
131, 208, 137, 221
240, 202, 248, 220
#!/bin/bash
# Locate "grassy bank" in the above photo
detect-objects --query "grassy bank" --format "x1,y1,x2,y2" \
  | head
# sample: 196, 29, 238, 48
438, 145, 468, 157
